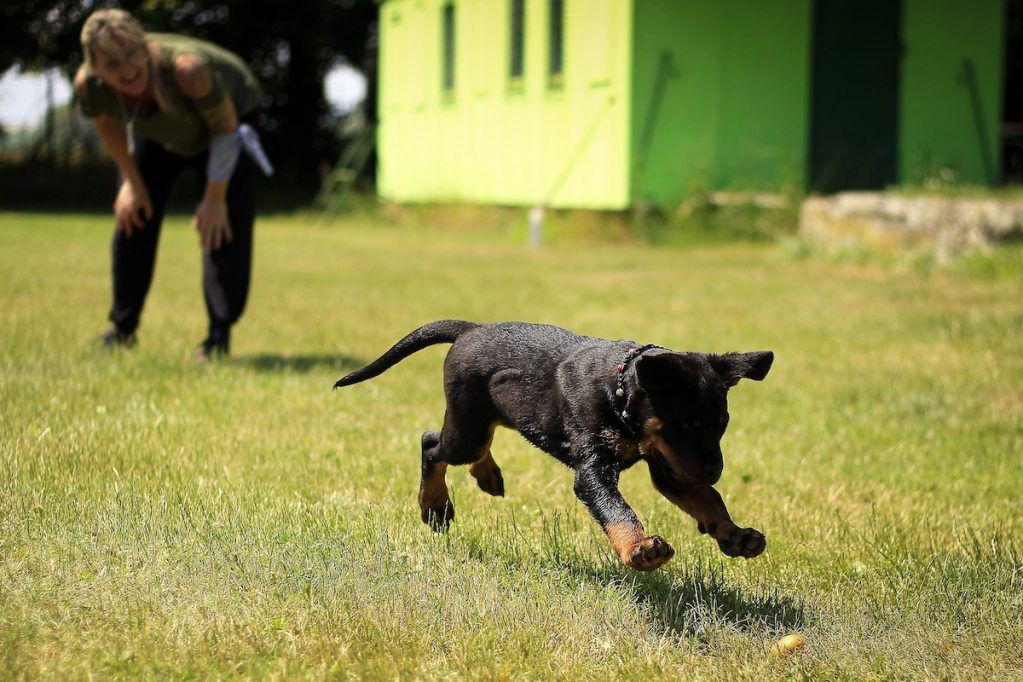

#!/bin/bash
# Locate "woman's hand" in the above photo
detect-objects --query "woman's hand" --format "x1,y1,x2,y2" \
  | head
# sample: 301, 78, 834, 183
193, 195, 233, 251
113, 180, 153, 236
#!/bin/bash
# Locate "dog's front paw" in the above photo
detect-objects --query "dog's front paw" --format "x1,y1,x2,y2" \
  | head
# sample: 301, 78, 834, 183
716, 527, 766, 558
624, 535, 675, 572
420, 501, 454, 532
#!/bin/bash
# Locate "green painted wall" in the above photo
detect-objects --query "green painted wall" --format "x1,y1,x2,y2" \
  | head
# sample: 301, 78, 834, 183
630, 1, 721, 204
630, 0, 810, 207
715, 1, 810, 192
900, 0, 1005, 185
378, 0, 633, 208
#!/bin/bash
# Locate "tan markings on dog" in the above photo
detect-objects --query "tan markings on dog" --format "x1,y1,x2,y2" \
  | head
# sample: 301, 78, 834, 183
602, 427, 640, 465
641, 419, 693, 484
644, 418, 664, 432
468, 424, 502, 487
604, 522, 646, 561
662, 485, 737, 539
418, 461, 450, 513
468, 451, 498, 478
638, 417, 664, 456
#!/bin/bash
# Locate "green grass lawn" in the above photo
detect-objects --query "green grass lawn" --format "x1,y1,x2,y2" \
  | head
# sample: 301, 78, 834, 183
2, 210, 1022, 679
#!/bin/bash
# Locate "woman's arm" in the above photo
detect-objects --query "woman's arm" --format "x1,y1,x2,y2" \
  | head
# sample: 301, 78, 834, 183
76, 70, 153, 235
174, 52, 239, 251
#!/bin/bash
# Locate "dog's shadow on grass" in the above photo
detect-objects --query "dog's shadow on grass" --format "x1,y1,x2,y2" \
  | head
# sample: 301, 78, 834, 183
586, 559, 806, 639
617, 560, 802, 642
461, 517, 804, 639
463, 529, 804, 638
235, 353, 364, 375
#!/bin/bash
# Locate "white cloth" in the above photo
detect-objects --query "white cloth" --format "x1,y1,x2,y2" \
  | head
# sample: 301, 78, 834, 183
207, 123, 274, 181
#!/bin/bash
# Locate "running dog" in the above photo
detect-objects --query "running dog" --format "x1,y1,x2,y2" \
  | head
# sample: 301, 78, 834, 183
334, 320, 773, 571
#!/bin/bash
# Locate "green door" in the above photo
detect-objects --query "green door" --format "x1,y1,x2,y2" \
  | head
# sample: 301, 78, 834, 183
809, 0, 902, 193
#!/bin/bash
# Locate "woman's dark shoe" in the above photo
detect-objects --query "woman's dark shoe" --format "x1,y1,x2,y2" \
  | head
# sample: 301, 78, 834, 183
195, 330, 230, 362
100, 327, 137, 349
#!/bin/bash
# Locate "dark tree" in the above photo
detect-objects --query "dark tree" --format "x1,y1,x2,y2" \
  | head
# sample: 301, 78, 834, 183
0, 0, 378, 202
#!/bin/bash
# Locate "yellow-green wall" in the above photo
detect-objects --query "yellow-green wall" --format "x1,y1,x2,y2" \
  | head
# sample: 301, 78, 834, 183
378, 0, 634, 208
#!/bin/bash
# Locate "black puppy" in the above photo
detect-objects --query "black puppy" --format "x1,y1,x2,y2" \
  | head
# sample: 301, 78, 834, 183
334, 320, 773, 572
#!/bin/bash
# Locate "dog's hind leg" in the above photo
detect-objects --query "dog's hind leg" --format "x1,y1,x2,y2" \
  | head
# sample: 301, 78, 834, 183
419, 430, 453, 531
468, 425, 505, 497
419, 398, 503, 530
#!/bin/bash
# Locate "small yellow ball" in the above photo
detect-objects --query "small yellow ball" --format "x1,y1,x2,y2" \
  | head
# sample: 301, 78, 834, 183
771, 633, 806, 657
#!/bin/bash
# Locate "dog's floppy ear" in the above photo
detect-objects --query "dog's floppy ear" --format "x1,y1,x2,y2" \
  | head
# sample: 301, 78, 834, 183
710, 351, 774, 387
635, 352, 696, 393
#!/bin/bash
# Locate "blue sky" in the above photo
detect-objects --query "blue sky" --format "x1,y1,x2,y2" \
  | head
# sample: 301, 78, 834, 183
0, 64, 366, 131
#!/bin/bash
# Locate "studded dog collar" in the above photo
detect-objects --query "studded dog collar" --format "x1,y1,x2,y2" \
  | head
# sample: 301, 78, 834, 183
612, 343, 662, 435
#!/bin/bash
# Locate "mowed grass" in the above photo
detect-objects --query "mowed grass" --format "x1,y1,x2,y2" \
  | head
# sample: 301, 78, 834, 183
1, 210, 1022, 680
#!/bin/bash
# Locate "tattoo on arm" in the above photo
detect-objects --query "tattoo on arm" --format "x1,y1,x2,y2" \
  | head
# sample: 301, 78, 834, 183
199, 99, 238, 133
174, 53, 238, 133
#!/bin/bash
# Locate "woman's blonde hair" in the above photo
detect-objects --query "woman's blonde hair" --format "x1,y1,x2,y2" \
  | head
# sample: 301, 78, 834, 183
80, 9, 147, 70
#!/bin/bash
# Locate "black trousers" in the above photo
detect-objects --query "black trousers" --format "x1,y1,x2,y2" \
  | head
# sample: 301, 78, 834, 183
108, 136, 257, 337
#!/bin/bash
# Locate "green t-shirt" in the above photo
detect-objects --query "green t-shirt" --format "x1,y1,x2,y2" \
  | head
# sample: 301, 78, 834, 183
77, 33, 262, 156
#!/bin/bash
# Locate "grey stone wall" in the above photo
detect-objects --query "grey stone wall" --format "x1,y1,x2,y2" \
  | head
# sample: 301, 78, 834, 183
800, 192, 1023, 261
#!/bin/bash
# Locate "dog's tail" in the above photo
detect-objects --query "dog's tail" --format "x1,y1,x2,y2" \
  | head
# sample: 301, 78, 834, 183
334, 320, 481, 389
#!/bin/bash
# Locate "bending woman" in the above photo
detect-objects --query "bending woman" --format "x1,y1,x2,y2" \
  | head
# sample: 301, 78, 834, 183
75, 8, 272, 359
